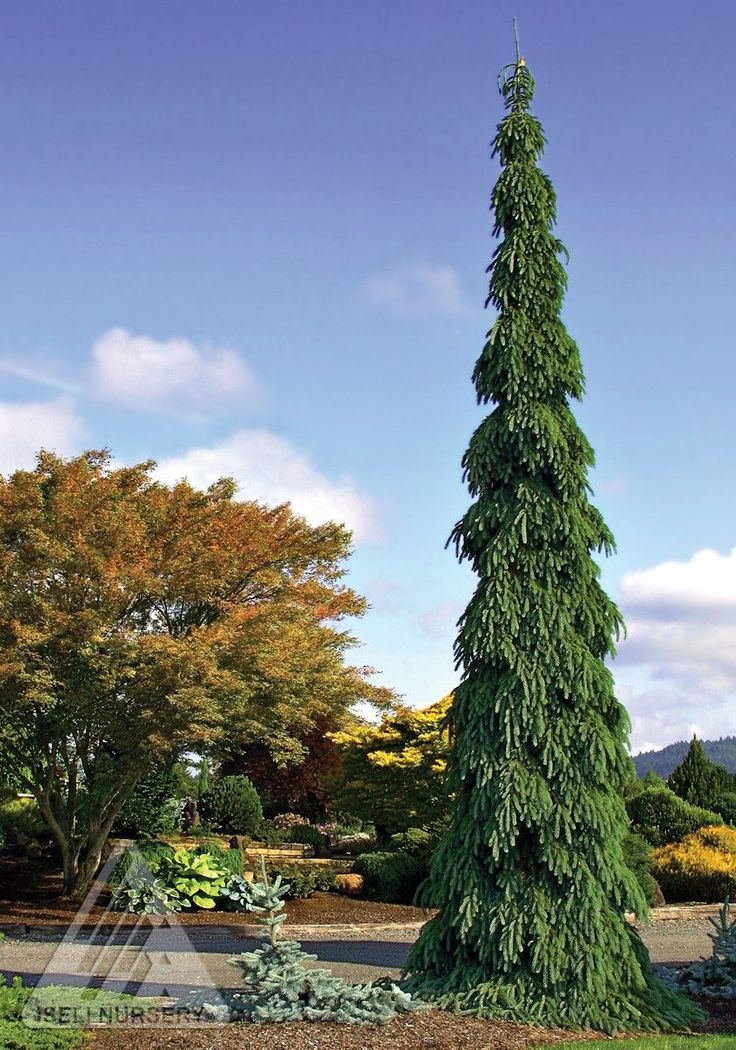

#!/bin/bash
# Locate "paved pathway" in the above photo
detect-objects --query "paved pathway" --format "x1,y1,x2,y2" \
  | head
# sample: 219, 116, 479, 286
0, 916, 716, 992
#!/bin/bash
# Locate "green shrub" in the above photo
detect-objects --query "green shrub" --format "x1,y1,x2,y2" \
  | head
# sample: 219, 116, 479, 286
626, 785, 722, 847
256, 819, 289, 844
113, 764, 183, 838
264, 862, 338, 899
184, 824, 213, 839
190, 841, 243, 877
653, 825, 736, 902
199, 776, 263, 836
622, 830, 657, 907
716, 792, 736, 826
108, 840, 175, 886
285, 823, 329, 857
353, 851, 425, 904
0, 796, 46, 845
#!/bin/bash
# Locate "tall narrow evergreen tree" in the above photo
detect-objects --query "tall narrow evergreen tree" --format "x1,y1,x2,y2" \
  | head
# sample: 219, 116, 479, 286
403, 52, 700, 1032
668, 737, 731, 807
198, 757, 211, 798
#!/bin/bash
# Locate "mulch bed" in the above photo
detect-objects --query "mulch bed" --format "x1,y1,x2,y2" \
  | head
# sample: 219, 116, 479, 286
84, 1000, 736, 1049
88, 1011, 601, 1050
690, 997, 736, 1034
0, 892, 432, 932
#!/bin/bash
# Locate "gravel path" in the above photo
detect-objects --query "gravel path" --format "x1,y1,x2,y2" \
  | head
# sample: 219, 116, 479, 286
0, 915, 716, 990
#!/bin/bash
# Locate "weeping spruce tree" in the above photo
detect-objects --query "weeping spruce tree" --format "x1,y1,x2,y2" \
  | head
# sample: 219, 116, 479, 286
403, 54, 700, 1032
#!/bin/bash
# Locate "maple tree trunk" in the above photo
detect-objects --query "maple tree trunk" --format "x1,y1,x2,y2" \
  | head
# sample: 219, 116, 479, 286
37, 792, 122, 898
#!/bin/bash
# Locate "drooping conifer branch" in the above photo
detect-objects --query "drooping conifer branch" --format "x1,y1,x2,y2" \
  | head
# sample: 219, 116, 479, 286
402, 50, 701, 1033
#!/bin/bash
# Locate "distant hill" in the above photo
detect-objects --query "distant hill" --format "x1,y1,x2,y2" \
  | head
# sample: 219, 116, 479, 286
634, 737, 736, 779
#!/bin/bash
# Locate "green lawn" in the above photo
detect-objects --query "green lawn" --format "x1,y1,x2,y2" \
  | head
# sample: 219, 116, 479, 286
555, 1040, 736, 1050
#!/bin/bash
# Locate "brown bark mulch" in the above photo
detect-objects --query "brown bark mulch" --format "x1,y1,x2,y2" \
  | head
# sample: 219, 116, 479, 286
690, 997, 736, 1034
84, 999, 736, 1050
0, 892, 433, 932
87, 1011, 601, 1050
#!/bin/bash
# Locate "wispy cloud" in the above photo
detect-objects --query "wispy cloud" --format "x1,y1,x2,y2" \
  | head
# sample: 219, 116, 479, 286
596, 474, 628, 497
416, 600, 462, 639
155, 428, 379, 543
0, 358, 81, 396
360, 263, 477, 320
616, 547, 736, 750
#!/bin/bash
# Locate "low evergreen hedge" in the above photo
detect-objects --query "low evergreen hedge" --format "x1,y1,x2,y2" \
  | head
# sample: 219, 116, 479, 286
353, 851, 425, 904
190, 840, 244, 876
622, 830, 657, 907
108, 839, 175, 885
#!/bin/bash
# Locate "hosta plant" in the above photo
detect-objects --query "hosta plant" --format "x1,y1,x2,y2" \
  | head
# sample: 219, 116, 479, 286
111, 873, 189, 915
158, 848, 230, 909
220, 875, 255, 912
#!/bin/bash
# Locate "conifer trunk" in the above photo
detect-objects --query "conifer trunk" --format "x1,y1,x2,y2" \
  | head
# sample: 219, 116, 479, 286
403, 56, 700, 1033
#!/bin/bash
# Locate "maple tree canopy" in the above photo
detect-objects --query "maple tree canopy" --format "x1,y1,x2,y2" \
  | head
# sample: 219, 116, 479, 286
0, 449, 391, 894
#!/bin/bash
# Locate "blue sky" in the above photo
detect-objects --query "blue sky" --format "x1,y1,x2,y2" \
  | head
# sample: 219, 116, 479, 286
1, 1, 735, 751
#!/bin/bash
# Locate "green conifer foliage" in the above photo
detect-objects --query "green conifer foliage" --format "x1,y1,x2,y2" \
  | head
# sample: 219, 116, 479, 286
402, 56, 701, 1033
198, 857, 417, 1023
198, 757, 211, 798
668, 737, 734, 813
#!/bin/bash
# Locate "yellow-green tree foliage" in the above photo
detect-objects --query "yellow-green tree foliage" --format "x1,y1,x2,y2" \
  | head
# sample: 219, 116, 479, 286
329, 695, 451, 837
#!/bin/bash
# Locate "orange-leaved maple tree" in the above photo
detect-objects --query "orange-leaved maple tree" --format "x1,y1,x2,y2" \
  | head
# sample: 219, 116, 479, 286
0, 450, 391, 895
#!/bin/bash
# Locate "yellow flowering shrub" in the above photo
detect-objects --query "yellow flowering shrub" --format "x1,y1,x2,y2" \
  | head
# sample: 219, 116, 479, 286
653, 824, 736, 902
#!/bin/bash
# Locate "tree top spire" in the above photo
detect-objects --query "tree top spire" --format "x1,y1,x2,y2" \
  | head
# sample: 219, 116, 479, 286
498, 21, 534, 112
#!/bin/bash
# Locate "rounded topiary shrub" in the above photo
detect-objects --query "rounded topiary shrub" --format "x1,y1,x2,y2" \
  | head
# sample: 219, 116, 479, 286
653, 825, 736, 902
626, 785, 722, 847
199, 776, 263, 836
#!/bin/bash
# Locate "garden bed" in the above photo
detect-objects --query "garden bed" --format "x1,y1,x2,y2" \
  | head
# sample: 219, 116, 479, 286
87, 1010, 604, 1050
0, 850, 432, 930
0, 891, 434, 932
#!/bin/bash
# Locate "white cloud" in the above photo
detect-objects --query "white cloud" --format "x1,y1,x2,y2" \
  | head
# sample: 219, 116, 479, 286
621, 547, 736, 617
87, 328, 259, 417
155, 428, 378, 542
0, 398, 84, 475
360, 264, 476, 320
616, 547, 736, 750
